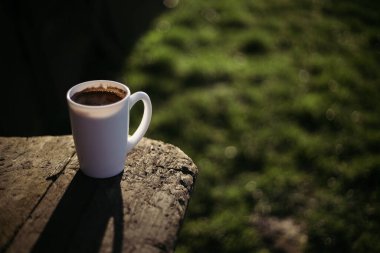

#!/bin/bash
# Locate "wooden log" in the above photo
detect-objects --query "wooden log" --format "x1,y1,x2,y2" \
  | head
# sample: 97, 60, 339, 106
0, 136, 197, 253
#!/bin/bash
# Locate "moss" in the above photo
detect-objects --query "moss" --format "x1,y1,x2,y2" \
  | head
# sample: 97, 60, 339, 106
123, 0, 380, 252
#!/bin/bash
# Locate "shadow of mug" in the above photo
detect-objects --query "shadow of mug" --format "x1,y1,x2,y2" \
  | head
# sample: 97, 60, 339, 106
31, 171, 124, 253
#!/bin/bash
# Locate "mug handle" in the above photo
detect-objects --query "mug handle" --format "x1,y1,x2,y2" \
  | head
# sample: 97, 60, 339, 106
126, 92, 152, 153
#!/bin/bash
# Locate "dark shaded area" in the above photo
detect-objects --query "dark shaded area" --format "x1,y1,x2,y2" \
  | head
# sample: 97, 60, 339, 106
240, 38, 268, 55
0, 0, 166, 136
32, 171, 123, 253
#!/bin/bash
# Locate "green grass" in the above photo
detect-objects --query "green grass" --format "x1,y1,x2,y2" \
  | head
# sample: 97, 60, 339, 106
123, 0, 380, 252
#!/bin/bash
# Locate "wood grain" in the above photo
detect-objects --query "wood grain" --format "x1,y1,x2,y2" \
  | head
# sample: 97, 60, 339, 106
0, 136, 197, 253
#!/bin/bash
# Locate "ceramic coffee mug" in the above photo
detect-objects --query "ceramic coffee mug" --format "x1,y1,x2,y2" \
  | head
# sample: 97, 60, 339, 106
67, 80, 152, 178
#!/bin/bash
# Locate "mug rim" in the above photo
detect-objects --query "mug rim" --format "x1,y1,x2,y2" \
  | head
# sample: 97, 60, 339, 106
67, 80, 130, 109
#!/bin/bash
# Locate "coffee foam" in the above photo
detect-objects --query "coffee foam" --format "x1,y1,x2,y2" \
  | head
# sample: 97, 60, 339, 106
79, 85, 127, 98
71, 85, 127, 106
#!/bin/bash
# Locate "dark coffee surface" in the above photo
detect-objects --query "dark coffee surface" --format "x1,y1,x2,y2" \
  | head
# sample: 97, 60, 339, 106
71, 86, 127, 106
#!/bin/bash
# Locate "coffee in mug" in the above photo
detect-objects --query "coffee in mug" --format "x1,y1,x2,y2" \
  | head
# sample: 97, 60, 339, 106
71, 86, 127, 106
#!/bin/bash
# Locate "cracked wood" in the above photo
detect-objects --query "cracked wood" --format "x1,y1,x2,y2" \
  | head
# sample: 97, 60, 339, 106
0, 136, 197, 253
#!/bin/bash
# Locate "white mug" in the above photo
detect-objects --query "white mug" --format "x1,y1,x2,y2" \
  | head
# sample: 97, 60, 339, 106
67, 80, 152, 178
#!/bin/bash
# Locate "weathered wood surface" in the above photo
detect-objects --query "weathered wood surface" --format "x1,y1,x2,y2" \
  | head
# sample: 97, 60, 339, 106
0, 136, 197, 253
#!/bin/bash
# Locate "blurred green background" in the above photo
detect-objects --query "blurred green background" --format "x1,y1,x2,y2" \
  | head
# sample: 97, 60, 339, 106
123, 0, 380, 252
1, 0, 379, 252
